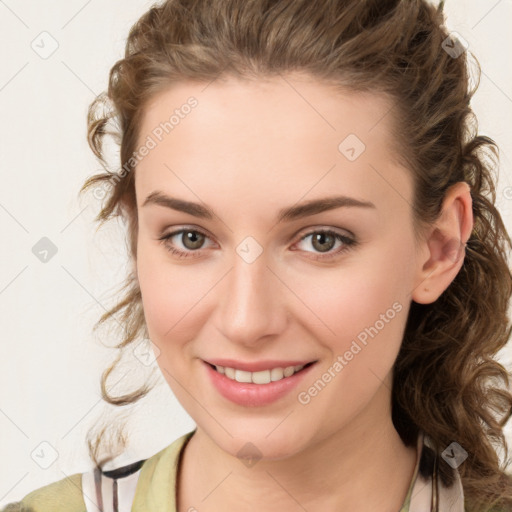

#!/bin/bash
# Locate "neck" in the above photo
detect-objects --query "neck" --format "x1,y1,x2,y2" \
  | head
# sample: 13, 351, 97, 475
177, 383, 418, 512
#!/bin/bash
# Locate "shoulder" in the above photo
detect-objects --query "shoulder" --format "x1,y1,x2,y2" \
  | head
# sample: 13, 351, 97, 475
1, 472, 84, 512
136, 429, 193, 479
1, 431, 195, 512
131, 430, 194, 510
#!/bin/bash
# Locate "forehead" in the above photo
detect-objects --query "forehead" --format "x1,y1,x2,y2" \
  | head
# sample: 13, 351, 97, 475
134, 74, 412, 219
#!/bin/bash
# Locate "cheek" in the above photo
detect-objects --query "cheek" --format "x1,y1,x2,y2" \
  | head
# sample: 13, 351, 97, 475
136, 255, 216, 407
295, 239, 415, 418
306, 245, 412, 346
294, 247, 412, 432
136, 247, 210, 349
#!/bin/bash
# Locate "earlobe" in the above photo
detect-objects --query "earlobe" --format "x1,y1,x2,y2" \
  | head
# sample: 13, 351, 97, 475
412, 181, 473, 305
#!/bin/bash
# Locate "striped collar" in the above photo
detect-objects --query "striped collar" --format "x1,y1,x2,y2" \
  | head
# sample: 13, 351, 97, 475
405, 432, 465, 511
82, 430, 465, 511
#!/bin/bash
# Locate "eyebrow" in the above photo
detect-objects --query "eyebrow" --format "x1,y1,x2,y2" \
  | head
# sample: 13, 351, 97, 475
142, 191, 376, 223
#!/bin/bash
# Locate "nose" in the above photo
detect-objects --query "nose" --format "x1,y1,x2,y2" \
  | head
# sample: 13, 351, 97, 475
215, 247, 288, 348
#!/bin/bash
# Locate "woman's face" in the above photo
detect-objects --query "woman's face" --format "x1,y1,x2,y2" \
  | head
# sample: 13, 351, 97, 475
134, 75, 424, 459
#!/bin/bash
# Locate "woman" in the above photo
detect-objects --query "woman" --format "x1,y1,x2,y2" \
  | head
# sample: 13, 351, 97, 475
3, 0, 512, 511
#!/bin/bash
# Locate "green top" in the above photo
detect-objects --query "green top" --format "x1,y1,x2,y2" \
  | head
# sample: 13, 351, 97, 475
0, 430, 452, 512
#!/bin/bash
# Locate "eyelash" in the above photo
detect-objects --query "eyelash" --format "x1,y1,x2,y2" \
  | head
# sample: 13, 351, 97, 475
158, 226, 357, 262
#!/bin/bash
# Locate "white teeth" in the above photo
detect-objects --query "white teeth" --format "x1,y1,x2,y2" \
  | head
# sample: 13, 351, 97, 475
252, 370, 271, 384
235, 369, 252, 383
213, 364, 306, 384
270, 367, 284, 381
283, 366, 295, 377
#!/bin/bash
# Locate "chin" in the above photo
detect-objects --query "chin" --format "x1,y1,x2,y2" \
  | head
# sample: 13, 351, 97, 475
206, 421, 313, 462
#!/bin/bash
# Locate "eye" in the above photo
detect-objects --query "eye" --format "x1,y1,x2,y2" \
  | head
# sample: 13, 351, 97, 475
292, 229, 357, 261
158, 226, 357, 261
158, 228, 215, 259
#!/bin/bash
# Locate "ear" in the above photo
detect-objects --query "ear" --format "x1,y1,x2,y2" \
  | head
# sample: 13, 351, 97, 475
411, 181, 474, 305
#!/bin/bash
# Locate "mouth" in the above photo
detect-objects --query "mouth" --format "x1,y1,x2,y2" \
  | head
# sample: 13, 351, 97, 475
203, 359, 318, 406
206, 361, 316, 384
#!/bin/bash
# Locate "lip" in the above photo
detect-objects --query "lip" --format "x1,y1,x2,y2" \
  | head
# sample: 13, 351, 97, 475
203, 359, 317, 407
204, 358, 315, 372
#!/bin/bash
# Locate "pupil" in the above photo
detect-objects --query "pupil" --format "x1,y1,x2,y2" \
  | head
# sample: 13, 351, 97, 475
313, 233, 334, 253
184, 231, 203, 249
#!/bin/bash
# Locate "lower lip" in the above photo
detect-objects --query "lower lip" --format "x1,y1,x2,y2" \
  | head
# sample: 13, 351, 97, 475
204, 362, 315, 407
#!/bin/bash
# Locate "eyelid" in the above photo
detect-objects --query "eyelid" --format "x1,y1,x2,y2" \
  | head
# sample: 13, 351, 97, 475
161, 224, 214, 240
294, 224, 355, 241
290, 227, 357, 260
158, 224, 357, 260
160, 225, 217, 248
159, 224, 354, 245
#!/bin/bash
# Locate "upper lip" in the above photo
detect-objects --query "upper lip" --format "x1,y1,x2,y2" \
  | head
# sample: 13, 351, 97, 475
203, 358, 316, 372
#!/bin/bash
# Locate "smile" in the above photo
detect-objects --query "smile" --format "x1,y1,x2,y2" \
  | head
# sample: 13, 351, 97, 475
211, 363, 313, 384
203, 359, 317, 407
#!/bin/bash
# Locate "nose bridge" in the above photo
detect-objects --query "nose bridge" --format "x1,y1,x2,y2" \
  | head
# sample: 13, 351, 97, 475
217, 243, 285, 346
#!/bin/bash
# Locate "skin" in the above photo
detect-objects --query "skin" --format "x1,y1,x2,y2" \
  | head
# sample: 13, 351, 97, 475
133, 74, 473, 511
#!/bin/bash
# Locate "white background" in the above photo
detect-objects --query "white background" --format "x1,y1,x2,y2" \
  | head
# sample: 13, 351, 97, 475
1, 0, 511, 506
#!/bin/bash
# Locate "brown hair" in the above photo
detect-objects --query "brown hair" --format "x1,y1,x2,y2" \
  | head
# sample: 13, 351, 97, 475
81, 0, 512, 509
